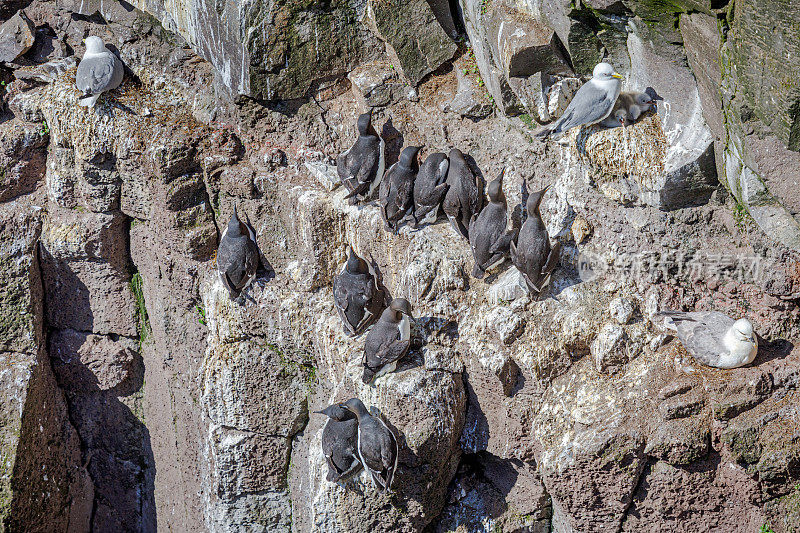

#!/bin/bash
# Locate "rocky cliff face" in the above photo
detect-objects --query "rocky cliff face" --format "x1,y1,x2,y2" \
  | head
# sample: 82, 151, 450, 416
0, 0, 799, 532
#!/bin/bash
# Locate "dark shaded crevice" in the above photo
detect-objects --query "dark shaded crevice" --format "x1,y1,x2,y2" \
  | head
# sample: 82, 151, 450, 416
616, 455, 652, 533
448, 0, 466, 37
32, 205, 156, 531
4, 230, 95, 532
87, 456, 99, 533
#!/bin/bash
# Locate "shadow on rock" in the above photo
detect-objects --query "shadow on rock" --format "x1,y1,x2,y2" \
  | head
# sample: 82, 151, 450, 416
460, 371, 491, 453
754, 337, 794, 365
369, 408, 461, 530
39, 245, 94, 332
381, 117, 403, 168
47, 328, 157, 532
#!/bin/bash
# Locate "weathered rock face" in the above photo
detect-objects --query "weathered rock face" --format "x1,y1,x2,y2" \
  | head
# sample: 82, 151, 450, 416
458, 0, 573, 115
367, 0, 457, 87
0, 10, 34, 63
716, 0, 800, 251
1, 0, 800, 532
0, 199, 91, 531
127, 0, 385, 101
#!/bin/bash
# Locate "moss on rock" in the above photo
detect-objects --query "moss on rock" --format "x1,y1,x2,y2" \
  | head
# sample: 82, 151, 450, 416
245, 0, 377, 101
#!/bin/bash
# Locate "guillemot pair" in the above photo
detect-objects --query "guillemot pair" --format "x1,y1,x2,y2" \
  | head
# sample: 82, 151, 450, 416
317, 398, 398, 492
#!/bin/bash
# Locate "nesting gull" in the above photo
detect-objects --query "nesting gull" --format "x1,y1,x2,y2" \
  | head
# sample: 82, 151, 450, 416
76, 36, 123, 108
536, 62, 622, 139
659, 311, 758, 369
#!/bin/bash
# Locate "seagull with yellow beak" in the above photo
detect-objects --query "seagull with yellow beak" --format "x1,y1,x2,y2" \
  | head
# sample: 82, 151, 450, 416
536, 62, 623, 140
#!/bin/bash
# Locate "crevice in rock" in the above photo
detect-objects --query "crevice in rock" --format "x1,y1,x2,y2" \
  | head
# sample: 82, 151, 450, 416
4, 236, 96, 531
30, 201, 156, 531
617, 455, 654, 532
213, 423, 300, 441
448, 0, 466, 37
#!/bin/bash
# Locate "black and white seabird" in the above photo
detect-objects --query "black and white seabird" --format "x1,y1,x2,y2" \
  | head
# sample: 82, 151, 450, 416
442, 148, 483, 240
216, 206, 260, 300
338, 398, 399, 492
333, 245, 387, 337
362, 298, 413, 384
410, 152, 450, 228
510, 185, 560, 294
379, 146, 420, 233
337, 112, 385, 205
316, 403, 363, 483
468, 168, 517, 279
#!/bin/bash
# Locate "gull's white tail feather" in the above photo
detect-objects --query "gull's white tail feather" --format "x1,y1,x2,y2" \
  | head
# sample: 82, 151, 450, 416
79, 94, 101, 108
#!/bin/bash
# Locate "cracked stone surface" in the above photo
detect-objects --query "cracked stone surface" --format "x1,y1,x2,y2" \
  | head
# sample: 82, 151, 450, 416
1, 0, 799, 532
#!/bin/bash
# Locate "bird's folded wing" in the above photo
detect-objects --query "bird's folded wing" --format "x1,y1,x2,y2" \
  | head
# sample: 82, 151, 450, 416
245, 241, 259, 275
394, 177, 413, 209
679, 321, 726, 361
558, 85, 615, 131
380, 434, 395, 469
333, 278, 349, 311
430, 182, 449, 202
76, 53, 119, 94
371, 337, 410, 366
343, 179, 370, 199
488, 229, 517, 255
355, 150, 379, 185
222, 272, 238, 294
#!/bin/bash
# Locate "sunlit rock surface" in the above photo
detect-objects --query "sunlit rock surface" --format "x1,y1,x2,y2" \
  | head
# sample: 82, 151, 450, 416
1, 0, 799, 532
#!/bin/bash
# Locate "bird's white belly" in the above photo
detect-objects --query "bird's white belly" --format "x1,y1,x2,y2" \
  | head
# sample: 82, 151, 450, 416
717, 338, 758, 369
399, 316, 410, 342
